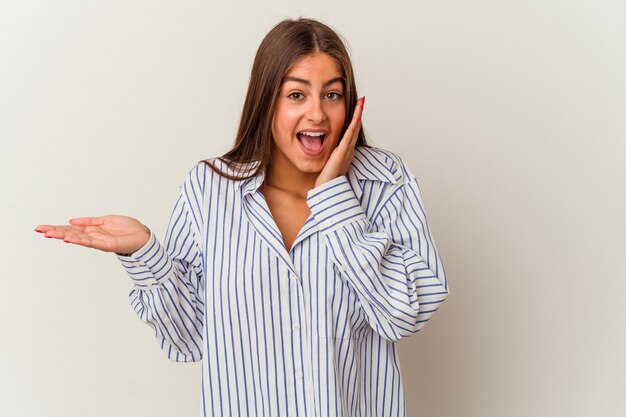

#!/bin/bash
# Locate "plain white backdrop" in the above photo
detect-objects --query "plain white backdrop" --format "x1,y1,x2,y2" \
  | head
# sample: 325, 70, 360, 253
1, 1, 625, 416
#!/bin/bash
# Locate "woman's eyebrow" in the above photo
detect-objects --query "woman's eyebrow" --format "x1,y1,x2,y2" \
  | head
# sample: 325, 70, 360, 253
283, 76, 344, 88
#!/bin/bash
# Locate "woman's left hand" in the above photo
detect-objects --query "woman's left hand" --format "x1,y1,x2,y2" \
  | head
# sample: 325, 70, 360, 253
314, 96, 365, 188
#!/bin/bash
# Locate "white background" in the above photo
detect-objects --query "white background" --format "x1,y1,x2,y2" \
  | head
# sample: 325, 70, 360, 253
1, 1, 625, 416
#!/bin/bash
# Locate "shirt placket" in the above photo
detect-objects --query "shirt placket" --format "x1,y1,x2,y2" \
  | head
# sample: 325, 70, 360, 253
285, 263, 315, 417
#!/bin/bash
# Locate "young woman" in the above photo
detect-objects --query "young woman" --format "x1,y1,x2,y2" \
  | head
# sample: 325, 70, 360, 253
36, 18, 449, 417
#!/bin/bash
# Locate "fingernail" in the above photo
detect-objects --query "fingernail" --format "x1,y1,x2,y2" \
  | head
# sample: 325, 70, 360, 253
356, 116, 361, 123
63, 239, 70, 243
361, 97, 366, 109
35, 229, 43, 233
44, 235, 52, 239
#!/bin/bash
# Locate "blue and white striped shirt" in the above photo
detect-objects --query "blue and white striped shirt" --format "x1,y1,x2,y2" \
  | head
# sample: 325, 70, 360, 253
117, 146, 449, 417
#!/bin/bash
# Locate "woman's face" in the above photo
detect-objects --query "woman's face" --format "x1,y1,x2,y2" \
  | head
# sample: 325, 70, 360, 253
271, 52, 346, 176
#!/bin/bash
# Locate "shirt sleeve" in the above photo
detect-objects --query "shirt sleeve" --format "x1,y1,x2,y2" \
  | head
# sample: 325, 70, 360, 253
306, 168, 449, 343
116, 170, 205, 362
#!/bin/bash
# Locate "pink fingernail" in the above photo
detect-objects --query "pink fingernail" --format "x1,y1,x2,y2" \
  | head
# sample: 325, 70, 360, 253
44, 235, 52, 239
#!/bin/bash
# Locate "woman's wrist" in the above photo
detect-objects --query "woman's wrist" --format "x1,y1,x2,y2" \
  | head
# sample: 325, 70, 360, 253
116, 225, 151, 257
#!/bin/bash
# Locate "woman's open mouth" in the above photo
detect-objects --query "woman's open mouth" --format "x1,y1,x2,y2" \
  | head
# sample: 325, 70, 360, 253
296, 131, 326, 156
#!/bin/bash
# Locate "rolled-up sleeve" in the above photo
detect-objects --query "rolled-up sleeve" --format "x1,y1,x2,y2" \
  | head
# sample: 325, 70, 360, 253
117, 169, 206, 362
307, 170, 449, 342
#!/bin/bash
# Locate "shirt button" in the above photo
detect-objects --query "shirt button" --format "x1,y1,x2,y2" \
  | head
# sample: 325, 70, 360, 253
312, 197, 320, 205
325, 219, 333, 227
290, 273, 298, 281
341, 264, 349, 271
295, 371, 303, 380
292, 323, 300, 331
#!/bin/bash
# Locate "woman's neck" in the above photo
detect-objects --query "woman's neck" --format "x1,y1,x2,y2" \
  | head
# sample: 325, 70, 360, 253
265, 154, 318, 199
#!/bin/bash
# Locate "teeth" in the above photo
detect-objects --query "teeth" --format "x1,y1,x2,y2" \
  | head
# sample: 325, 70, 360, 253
300, 131, 325, 137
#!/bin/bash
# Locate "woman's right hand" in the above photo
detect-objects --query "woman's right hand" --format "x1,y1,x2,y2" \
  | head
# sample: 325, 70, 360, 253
35, 215, 151, 255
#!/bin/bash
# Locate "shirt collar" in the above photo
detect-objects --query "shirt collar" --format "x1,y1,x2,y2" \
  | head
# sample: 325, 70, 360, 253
348, 146, 397, 183
236, 170, 265, 195
233, 146, 396, 195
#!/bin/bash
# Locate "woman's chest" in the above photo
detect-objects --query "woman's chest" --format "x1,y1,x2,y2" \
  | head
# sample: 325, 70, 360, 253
260, 186, 311, 253
195, 180, 373, 340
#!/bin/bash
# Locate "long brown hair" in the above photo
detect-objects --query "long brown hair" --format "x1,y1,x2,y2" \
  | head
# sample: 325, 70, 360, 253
203, 17, 368, 180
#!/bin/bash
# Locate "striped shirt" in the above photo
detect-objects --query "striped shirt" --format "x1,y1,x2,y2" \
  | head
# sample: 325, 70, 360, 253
117, 146, 449, 417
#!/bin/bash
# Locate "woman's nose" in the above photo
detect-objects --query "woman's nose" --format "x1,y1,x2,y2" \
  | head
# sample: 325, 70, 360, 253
306, 98, 327, 124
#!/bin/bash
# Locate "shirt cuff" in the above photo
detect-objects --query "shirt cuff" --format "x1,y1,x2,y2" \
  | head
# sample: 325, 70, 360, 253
116, 231, 172, 289
306, 176, 367, 232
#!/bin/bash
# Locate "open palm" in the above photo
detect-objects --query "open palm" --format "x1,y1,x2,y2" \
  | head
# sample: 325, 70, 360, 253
35, 215, 150, 255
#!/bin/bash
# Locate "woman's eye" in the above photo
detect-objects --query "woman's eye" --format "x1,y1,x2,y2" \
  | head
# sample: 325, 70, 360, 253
288, 92, 304, 101
325, 92, 342, 101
